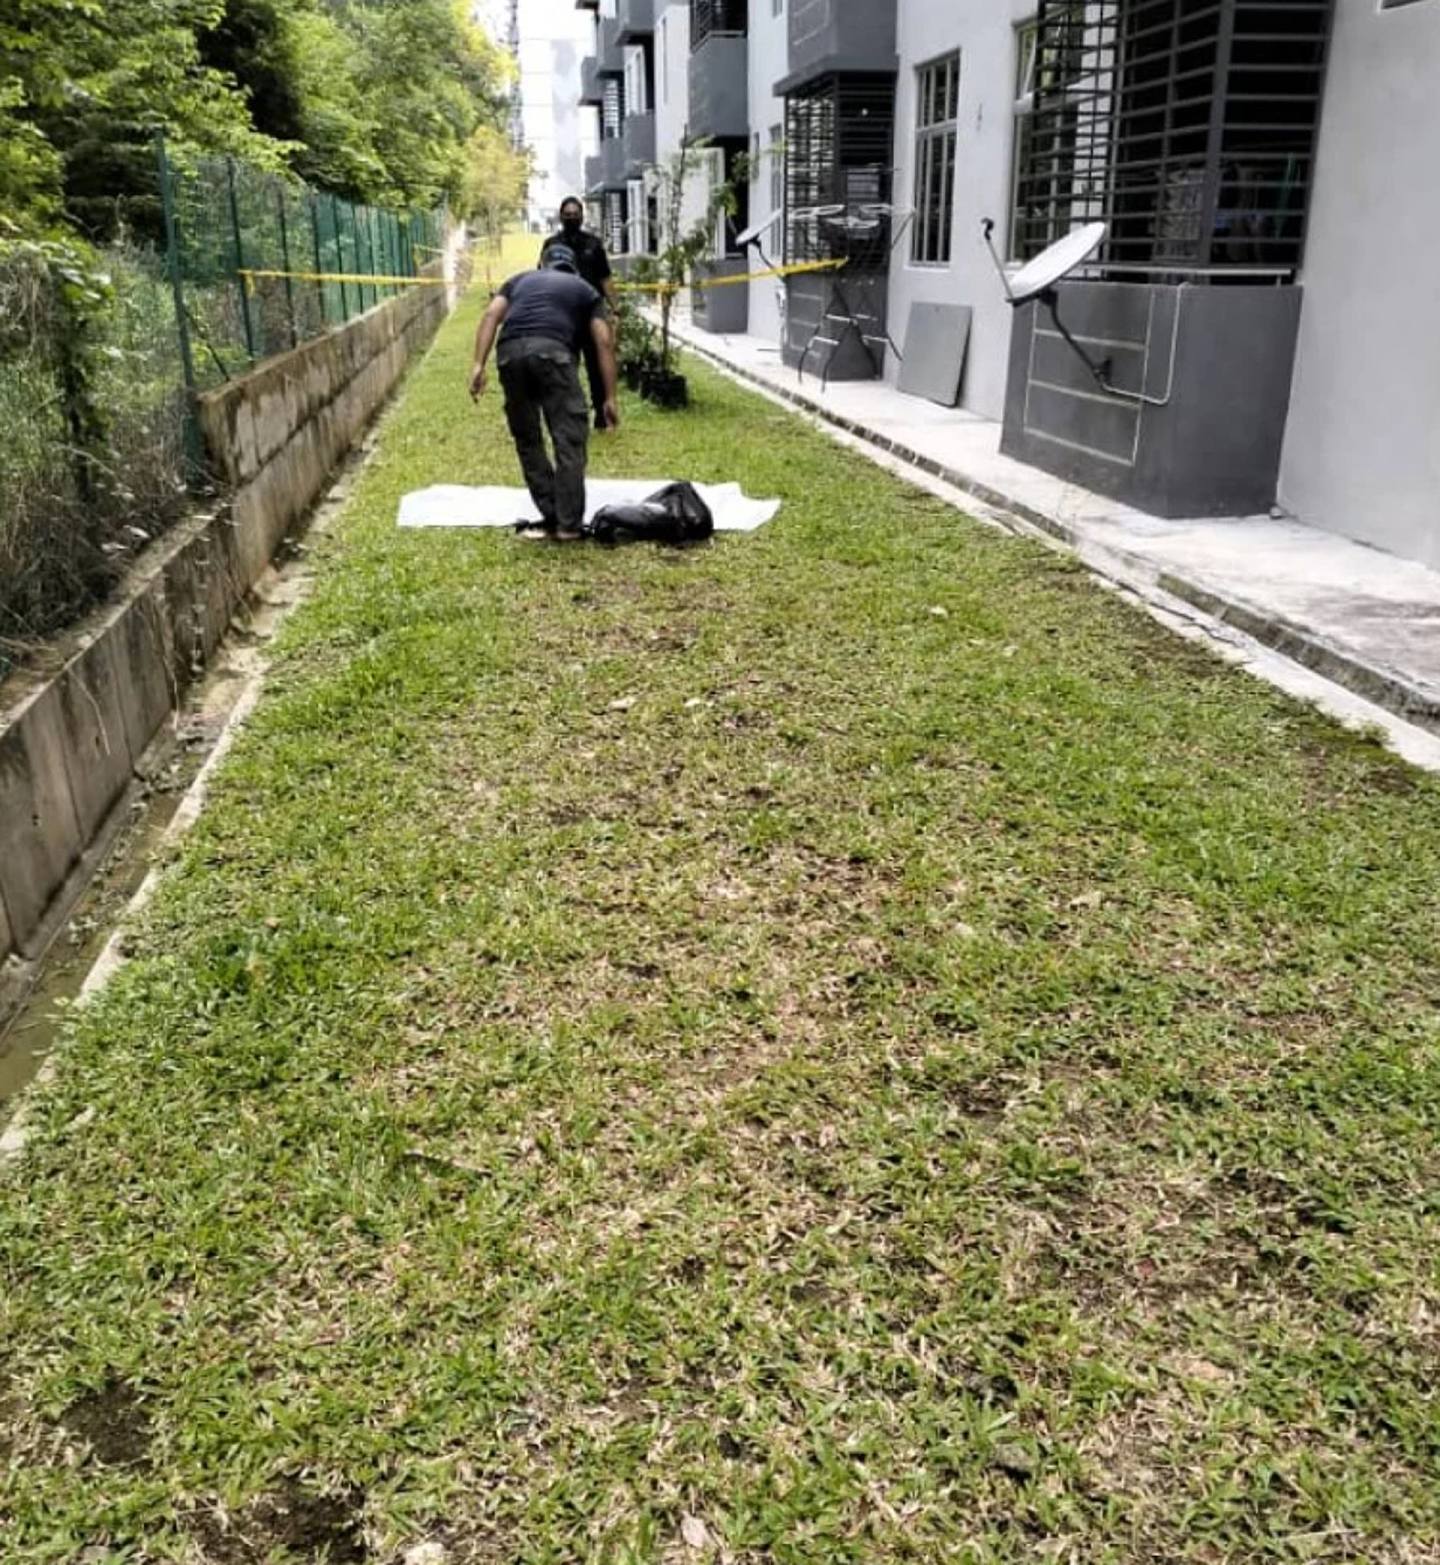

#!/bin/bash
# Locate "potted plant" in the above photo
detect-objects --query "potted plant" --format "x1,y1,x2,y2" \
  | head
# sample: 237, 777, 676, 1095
614, 293, 656, 390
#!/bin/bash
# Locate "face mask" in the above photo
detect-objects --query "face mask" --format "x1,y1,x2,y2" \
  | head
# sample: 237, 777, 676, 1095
561, 216, 582, 234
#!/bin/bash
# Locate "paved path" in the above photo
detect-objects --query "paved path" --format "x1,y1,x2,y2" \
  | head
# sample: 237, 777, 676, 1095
672, 320, 1440, 743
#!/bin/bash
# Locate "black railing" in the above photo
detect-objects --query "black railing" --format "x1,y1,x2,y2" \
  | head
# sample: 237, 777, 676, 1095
785, 74, 895, 267
1013, 0, 1333, 276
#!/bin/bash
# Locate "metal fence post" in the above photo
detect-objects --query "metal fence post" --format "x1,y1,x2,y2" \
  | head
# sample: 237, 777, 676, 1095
226, 157, 258, 361
309, 192, 327, 326
275, 180, 298, 348
357, 204, 373, 310
154, 132, 204, 482
333, 194, 350, 321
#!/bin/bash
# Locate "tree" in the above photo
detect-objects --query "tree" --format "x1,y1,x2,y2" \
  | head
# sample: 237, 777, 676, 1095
460, 126, 531, 250
0, 0, 514, 238
640, 138, 747, 377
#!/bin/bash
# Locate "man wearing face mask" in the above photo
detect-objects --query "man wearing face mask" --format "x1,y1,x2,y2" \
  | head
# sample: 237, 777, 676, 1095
539, 197, 619, 430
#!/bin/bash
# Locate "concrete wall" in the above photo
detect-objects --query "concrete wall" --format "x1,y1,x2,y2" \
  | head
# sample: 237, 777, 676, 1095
1278, 3, 1440, 569
0, 258, 456, 999
886, 0, 1032, 421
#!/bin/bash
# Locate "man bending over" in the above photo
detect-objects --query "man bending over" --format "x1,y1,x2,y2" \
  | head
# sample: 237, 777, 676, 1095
469, 244, 620, 541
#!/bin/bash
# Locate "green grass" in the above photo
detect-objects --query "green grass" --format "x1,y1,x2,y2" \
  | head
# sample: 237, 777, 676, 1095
2, 277, 1439, 1564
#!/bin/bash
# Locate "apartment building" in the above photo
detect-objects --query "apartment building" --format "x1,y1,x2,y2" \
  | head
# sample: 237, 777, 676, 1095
578, 0, 1440, 567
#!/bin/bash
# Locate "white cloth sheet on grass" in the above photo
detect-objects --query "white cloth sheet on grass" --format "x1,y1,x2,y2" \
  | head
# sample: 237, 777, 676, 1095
397, 480, 781, 534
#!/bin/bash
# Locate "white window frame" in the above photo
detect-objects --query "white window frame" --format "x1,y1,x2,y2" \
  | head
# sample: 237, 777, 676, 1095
768, 123, 783, 217
1010, 20, 1038, 261
623, 45, 648, 118
911, 52, 960, 267
626, 177, 649, 253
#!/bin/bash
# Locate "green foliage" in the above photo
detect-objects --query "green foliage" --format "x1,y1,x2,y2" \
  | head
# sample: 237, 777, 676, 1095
2, 0, 512, 239
459, 124, 532, 248
612, 288, 661, 386
0, 231, 186, 664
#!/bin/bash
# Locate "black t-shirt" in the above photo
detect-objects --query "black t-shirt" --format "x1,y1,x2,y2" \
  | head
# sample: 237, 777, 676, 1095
539, 229, 612, 293
498, 271, 603, 355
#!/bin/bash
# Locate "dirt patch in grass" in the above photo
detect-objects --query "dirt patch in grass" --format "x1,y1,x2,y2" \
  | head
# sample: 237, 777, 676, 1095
61, 1376, 152, 1468
188, 1478, 368, 1563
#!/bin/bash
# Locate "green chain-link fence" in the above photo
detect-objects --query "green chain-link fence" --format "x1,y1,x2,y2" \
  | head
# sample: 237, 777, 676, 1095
155, 137, 447, 392
0, 142, 449, 671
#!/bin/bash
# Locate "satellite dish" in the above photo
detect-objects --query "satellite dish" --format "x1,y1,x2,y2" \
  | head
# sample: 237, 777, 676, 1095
734, 210, 781, 248
979, 216, 1173, 409
1005, 221, 1106, 305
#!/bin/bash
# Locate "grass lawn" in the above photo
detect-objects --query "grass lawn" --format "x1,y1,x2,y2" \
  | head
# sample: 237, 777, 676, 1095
2, 269, 1439, 1565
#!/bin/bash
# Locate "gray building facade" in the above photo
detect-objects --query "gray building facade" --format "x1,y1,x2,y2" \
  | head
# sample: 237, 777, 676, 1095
578, 0, 1440, 568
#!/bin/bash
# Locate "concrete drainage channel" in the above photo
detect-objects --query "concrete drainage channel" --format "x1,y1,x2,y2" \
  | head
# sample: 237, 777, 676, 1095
0, 464, 357, 1160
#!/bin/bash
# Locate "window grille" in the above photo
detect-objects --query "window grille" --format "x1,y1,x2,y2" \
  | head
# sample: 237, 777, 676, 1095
784, 74, 896, 266
604, 190, 626, 253
602, 76, 625, 139
1012, 0, 1333, 277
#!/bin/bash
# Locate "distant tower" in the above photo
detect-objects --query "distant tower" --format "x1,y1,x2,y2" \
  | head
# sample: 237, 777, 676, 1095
507, 0, 524, 150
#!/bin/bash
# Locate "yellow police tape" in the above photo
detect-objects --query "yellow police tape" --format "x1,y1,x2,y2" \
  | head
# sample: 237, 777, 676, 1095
612, 257, 847, 294
238, 254, 846, 297
238, 267, 450, 293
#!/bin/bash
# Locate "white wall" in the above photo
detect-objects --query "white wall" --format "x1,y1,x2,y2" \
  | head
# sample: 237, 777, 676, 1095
517, 0, 595, 232
654, 2, 690, 161
746, 0, 789, 344
886, 0, 1033, 419
1278, 2, 1440, 568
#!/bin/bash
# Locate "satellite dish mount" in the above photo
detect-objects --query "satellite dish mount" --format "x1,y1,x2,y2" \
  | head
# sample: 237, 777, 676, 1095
982, 217, 1120, 393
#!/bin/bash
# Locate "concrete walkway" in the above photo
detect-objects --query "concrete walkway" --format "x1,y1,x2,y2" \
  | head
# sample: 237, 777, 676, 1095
671, 320, 1440, 745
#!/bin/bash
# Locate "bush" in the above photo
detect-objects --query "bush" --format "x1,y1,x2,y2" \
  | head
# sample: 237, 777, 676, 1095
0, 237, 187, 676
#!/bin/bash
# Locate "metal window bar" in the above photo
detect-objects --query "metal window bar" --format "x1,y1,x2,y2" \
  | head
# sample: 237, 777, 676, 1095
602, 76, 625, 137
785, 75, 896, 267
1012, 0, 1332, 277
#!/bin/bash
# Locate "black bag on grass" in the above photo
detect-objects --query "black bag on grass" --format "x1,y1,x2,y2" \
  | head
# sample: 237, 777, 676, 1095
583, 481, 714, 545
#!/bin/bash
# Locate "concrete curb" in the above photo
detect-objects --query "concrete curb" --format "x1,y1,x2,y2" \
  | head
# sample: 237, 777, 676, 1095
672, 326, 1440, 741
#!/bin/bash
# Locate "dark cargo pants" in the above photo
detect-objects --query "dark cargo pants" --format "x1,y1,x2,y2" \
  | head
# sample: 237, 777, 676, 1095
581, 325, 611, 430
497, 336, 590, 531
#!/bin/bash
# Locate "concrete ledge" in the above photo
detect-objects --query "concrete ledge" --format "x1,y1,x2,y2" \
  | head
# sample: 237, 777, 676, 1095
0, 249, 459, 990
672, 324, 1440, 742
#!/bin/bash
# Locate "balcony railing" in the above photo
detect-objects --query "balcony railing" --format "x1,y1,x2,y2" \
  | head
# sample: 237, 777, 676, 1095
779, 0, 896, 94
598, 14, 624, 71
689, 31, 748, 138
617, 0, 654, 43
601, 136, 626, 189
623, 112, 656, 173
